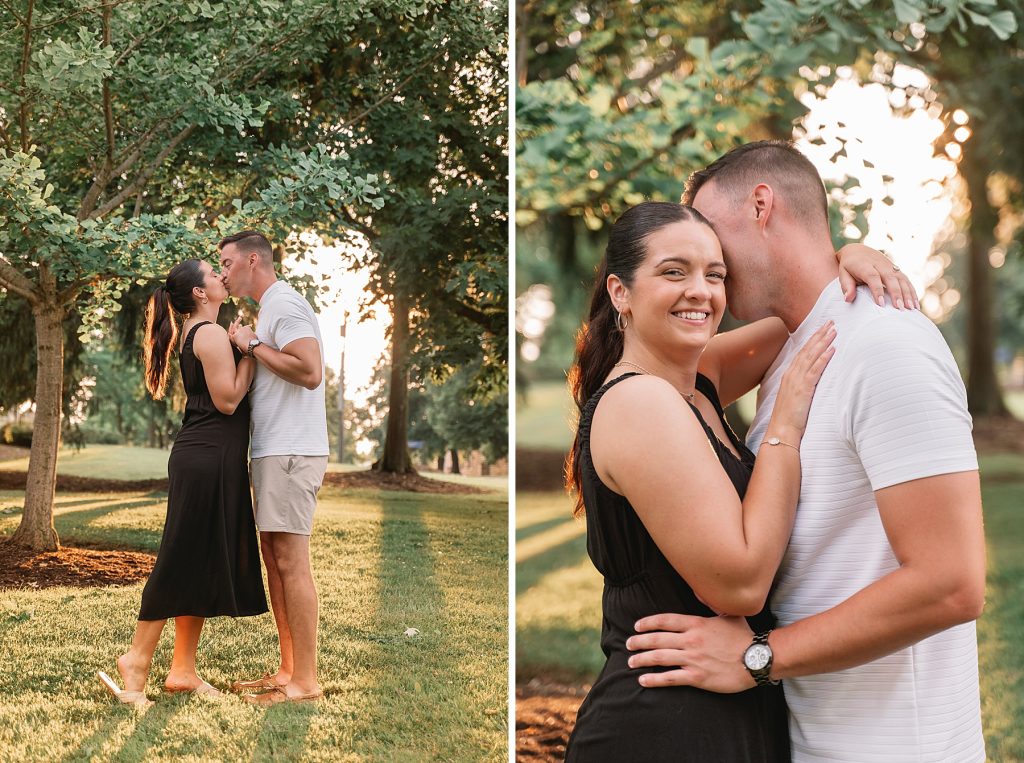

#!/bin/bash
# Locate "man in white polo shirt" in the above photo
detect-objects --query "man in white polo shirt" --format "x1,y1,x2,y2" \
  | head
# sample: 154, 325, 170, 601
626, 142, 986, 762
217, 231, 328, 704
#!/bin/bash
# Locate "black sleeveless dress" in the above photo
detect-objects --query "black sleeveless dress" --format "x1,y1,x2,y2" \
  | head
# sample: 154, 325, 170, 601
138, 321, 268, 621
565, 373, 790, 762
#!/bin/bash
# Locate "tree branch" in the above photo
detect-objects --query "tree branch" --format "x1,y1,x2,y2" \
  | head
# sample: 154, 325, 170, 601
0, 0, 23, 24
0, 257, 40, 303
325, 200, 377, 240
101, 2, 115, 167
90, 124, 196, 219
18, 0, 35, 152
344, 49, 448, 128
31, 0, 138, 32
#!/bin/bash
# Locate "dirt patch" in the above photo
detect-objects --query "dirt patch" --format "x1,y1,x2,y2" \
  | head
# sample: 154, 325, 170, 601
516, 679, 587, 761
516, 448, 569, 493
972, 416, 1024, 454
0, 444, 30, 462
322, 470, 486, 494
0, 468, 486, 495
0, 540, 154, 590
0, 471, 167, 493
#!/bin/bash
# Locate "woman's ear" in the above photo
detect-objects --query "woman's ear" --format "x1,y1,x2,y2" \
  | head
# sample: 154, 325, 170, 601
606, 273, 630, 315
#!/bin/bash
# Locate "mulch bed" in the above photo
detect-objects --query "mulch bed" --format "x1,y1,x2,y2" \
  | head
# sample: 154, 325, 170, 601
321, 470, 487, 494
0, 469, 486, 495
0, 540, 155, 590
516, 679, 587, 761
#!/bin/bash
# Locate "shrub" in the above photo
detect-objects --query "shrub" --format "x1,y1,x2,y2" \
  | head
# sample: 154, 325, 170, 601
2, 423, 33, 447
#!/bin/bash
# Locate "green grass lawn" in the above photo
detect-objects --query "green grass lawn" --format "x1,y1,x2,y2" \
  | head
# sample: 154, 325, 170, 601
0, 445, 504, 492
516, 453, 1024, 760
0, 481, 508, 761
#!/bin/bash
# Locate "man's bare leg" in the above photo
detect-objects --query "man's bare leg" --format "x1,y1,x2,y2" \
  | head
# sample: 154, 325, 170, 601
260, 531, 294, 685
270, 532, 320, 696
165, 616, 207, 690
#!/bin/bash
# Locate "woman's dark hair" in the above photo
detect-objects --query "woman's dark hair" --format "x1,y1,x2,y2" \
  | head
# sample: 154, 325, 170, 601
144, 259, 205, 399
565, 202, 713, 516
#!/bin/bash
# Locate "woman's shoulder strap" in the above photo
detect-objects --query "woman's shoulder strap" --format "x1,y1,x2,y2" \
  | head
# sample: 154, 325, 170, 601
694, 372, 725, 414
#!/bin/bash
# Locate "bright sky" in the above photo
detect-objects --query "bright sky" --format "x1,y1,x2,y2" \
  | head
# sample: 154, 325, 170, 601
284, 236, 391, 408
796, 65, 962, 319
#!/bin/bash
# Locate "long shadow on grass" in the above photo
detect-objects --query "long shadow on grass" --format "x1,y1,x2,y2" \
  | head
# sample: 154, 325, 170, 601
517, 515, 579, 544
250, 702, 317, 762
349, 493, 479, 755
516, 533, 591, 595
54, 494, 166, 551
66, 700, 185, 763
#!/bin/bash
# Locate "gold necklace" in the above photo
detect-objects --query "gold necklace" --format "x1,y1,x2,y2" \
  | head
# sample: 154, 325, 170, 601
612, 361, 696, 404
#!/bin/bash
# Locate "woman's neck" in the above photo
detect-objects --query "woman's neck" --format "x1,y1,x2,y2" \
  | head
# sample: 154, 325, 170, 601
616, 340, 702, 398
185, 303, 221, 327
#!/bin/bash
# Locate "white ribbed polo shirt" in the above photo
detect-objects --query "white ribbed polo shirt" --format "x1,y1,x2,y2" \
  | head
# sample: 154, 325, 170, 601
249, 280, 329, 458
748, 279, 982, 763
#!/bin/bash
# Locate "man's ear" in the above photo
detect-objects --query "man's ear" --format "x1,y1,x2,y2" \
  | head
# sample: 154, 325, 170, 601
752, 183, 774, 234
606, 273, 630, 315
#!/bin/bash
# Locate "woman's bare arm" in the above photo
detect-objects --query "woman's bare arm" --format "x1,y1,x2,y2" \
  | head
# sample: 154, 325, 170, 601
698, 318, 788, 408
192, 324, 255, 415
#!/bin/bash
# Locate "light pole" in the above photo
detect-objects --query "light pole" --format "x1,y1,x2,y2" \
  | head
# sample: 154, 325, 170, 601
337, 311, 348, 463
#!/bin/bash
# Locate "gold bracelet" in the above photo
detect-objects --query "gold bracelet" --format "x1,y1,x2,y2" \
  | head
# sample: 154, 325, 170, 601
762, 436, 799, 452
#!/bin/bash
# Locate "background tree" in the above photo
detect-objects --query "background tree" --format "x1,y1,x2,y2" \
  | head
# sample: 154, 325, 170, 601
299, 0, 508, 473
0, 1, 385, 551
516, 0, 1018, 400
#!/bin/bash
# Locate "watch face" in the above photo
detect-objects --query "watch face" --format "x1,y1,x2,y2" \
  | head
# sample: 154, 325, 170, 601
744, 644, 771, 671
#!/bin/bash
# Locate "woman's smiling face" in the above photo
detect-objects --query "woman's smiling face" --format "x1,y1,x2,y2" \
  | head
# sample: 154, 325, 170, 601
620, 219, 727, 352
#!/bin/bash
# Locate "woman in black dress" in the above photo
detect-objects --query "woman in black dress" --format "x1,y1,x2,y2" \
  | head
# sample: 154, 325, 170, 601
98, 259, 267, 706
563, 202, 906, 760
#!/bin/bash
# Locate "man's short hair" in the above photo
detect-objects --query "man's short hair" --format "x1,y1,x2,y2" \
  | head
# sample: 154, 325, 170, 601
217, 230, 274, 263
683, 140, 829, 230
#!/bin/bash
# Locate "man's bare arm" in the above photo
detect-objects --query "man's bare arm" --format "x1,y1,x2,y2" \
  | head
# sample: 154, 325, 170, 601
767, 469, 984, 677
231, 324, 322, 390
627, 470, 985, 690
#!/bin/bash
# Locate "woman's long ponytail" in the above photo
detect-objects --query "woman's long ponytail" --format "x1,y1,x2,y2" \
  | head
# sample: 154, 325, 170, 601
142, 259, 205, 399
143, 286, 177, 399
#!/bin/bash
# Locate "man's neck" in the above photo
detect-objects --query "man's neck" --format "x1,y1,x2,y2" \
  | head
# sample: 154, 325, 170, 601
250, 272, 278, 303
769, 244, 840, 332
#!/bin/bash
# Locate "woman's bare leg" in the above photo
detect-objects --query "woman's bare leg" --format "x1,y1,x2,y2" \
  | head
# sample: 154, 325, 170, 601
165, 616, 206, 690
117, 619, 166, 693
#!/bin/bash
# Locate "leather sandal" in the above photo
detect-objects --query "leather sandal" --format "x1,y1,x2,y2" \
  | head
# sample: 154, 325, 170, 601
230, 674, 281, 693
243, 686, 323, 706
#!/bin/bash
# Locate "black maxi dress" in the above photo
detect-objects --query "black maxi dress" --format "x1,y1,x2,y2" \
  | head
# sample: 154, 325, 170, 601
138, 321, 268, 621
565, 372, 790, 763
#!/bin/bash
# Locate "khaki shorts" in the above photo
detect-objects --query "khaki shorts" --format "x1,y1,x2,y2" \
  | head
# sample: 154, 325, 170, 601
251, 455, 328, 536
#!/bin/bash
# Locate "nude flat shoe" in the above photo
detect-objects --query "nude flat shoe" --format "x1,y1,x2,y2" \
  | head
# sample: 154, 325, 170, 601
98, 671, 153, 708
242, 686, 323, 706
164, 680, 223, 697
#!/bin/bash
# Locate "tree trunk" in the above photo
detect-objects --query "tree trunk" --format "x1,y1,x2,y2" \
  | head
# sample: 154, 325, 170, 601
449, 448, 460, 475
960, 141, 1008, 417
376, 294, 415, 473
436, 455, 444, 471
10, 301, 63, 551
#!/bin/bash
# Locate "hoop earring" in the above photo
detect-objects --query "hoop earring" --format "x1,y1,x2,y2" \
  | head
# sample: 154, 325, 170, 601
201, 298, 209, 305
615, 311, 628, 331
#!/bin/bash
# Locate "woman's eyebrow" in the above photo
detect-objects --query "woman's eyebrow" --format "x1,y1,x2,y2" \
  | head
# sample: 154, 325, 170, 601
654, 256, 727, 270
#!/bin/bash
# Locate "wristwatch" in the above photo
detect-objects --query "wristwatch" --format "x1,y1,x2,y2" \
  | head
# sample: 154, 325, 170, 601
743, 630, 779, 686
246, 338, 263, 357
